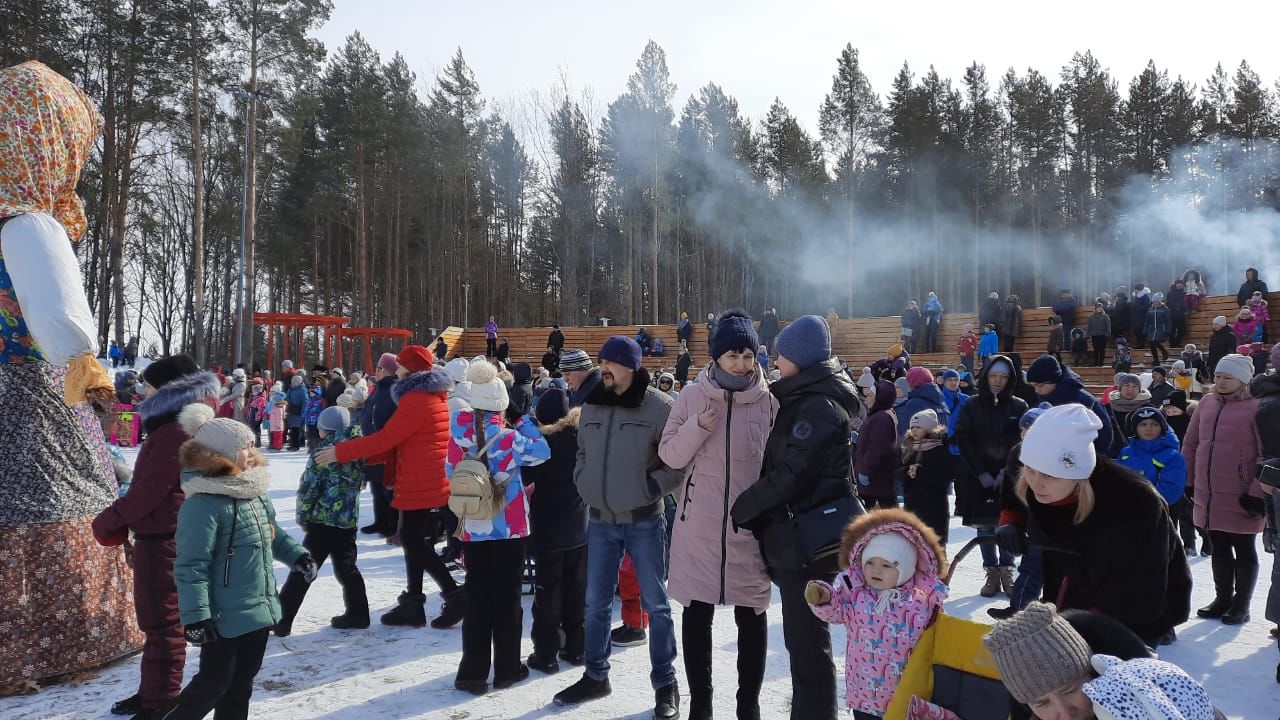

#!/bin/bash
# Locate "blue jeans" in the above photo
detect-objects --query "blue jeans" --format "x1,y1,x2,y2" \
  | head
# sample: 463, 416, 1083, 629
1009, 545, 1044, 610
584, 516, 677, 689
976, 526, 1015, 567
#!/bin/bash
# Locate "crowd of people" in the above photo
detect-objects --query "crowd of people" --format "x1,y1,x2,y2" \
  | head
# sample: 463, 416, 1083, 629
4, 60, 1276, 720
72, 291, 1276, 720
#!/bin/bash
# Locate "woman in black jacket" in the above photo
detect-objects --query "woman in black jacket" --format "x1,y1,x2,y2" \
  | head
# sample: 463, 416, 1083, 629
522, 388, 588, 673
1249, 366, 1280, 682
1008, 403, 1191, 647
1236, 267, 1269, 308
731, 315, 862, 720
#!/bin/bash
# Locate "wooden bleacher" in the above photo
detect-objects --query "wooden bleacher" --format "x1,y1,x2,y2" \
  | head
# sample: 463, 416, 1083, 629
450, 291, 1278, 395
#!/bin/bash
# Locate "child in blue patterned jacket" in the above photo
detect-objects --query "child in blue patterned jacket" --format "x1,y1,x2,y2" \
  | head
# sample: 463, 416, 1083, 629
275, 405, 367, 636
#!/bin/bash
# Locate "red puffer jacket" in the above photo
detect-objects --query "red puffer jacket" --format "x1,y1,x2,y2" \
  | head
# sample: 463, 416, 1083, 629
335, 367, 452, 511
1183, 389, 1265, 535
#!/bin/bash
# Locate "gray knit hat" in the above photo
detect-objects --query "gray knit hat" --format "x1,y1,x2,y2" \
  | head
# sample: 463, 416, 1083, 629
982, 602, 1092, 703
178, 403, 256, 463
317, 406, 351, 434
558, 348, 593, 373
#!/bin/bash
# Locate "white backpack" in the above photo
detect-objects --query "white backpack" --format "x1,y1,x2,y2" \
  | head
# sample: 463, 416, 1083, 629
448, 415, 507, 535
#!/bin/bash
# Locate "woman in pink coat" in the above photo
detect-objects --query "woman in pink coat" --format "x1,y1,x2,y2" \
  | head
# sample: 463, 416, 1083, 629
659, 310, 777, 720
1183, 354, 1265, 626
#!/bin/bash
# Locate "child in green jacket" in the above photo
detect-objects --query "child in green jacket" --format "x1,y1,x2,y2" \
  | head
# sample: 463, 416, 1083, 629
168, 403, 315, 720
275, 405, 368, 636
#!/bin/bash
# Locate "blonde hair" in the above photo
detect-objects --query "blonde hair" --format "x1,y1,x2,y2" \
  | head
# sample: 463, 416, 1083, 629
1016, 468, 1096, 525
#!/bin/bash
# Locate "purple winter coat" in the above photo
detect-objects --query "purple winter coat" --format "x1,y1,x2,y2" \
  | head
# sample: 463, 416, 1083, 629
1183, 389, 1265, 534
855, 380, 899, 499
659, 366, 778, 610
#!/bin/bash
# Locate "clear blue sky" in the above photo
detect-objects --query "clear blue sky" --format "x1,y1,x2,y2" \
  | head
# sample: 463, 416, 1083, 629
315, 0, 1278, 133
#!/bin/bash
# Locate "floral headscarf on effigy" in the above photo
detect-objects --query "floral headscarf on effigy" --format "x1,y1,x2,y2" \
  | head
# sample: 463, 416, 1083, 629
0, 60, 103, 240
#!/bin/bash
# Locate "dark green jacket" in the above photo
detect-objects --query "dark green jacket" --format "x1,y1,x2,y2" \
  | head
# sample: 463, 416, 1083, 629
175, 467, 307, 638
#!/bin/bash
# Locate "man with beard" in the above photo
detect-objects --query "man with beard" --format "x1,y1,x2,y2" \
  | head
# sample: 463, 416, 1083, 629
554, 337, 683, 719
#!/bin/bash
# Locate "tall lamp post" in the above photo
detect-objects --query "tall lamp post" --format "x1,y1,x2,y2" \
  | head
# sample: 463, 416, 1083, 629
462, 281, 471, 331
228, 86, 268, 368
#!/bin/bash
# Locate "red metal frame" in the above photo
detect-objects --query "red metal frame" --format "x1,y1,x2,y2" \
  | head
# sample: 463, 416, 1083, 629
334, 327, 415, 372
252, 312, 349, 372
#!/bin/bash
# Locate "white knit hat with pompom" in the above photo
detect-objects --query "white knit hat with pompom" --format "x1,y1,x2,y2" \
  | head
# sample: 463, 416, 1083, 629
179, 402, 255, 462
466, 358, 508, 413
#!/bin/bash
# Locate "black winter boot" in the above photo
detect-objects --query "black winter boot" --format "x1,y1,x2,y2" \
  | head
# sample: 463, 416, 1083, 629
332, 573, 370, 629
1196, 553, 1234, 619
734, 606, 767, 720
1220, 562, 1257, 625
654, 680, 681, 720
430, 586, 466, 629
111, 694, 142, 716
682, 607, 713, 720
381, 591, 427, 627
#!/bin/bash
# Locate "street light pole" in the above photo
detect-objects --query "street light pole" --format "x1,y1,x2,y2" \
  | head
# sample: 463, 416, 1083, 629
462, 282, 471, 331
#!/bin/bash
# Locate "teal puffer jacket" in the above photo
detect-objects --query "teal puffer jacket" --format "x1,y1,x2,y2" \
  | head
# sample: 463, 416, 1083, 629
175, 466, 307, 638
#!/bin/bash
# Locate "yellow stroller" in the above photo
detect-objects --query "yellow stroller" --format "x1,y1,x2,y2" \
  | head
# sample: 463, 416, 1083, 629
882, 537, 1011, 720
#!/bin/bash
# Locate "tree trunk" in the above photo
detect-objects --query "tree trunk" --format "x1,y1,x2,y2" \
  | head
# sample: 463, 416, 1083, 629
190, 9, 206, 365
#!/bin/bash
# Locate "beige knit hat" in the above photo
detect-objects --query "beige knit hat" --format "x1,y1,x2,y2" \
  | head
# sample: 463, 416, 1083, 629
982, 602, 1092, 703
178, 403, 256, 462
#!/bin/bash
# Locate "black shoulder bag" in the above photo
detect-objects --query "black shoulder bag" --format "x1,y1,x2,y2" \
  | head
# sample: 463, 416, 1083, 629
785, 400, 867, 576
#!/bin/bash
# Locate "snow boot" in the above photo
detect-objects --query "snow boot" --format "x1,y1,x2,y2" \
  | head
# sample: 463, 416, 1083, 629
111, 694, 142, 716
430, 587, 466, 629
381, 591, 427, 627
331, 575, 370, 629
998, 566, 1015, 596
493, 663, 530, 690
1197, 554, 1234, 619
979, 567, 1002, 598
654, 680, 681, 720
554, 675, 612, 706
986, 605, 1017, 621
527, 651, 560, 675
1220, 562, 1257, 625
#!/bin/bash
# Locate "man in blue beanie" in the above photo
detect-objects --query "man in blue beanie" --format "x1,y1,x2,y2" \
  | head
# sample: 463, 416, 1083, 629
732, 314, 864, 720
555, 336, 684, 719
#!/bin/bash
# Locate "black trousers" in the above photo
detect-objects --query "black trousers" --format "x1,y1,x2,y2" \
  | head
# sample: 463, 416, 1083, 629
1091, 336, 1108, 366
1171, 315, 1186, 347
1170, 496, 1196, 550
1209, 530, 1259, 572
999, 333, 1016, 353
367, 467, 398, 534
682, 600, 767, 718
772, 566, 837, 720
486, 338, 498, 356
287, 426, 302, 450
400, 508, 459, 596
249, 422, 261, 448
457, 538, 526, 685
531, 545, 587, 659
278, 525, 368, 624
1150, 341, 1169, 364
924, 320, 940, 354
161, 628, 269, 720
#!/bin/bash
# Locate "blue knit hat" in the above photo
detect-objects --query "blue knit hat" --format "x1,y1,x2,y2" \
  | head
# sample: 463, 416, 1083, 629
776, 315, 831, 369
710, 309, 759, 360
1019, 402, 1052, 431
317, 406, 351, 433
1026, 354, 1065, 384
598, 335, 642, 372
942, 369, 960, 381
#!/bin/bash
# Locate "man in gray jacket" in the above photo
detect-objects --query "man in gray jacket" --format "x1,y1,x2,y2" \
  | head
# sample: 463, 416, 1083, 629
555, 336, 683, 719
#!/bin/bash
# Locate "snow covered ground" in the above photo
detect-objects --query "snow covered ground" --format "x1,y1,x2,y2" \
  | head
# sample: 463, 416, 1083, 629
6, 448, 1278, 719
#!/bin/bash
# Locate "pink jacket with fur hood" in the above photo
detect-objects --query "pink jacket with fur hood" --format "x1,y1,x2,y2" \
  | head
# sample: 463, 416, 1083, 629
808, 509, 948, 715
659, 364, 778, 610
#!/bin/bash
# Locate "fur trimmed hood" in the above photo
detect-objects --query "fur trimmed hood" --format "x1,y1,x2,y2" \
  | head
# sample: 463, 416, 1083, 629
538, 406, 580, 436
838, 508, 947, 582
138, 371, 220, 428
391, 366, 453, 402
179, 462, 271, 499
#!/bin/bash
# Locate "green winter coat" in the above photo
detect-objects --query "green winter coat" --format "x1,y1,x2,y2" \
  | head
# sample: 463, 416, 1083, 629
297, 426, 365, 529
174, 466, 307, 638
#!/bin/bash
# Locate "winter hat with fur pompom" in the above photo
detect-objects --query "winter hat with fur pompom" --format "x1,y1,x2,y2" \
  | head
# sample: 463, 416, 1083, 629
466, 357, 509, 413
178, 402, 255, 463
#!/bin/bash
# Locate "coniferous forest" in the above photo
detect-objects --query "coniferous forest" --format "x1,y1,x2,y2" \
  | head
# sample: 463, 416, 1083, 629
5, 0, 1280, 367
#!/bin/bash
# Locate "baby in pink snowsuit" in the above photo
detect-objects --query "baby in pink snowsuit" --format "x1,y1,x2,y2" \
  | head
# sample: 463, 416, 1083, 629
805, 509, 948, 718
